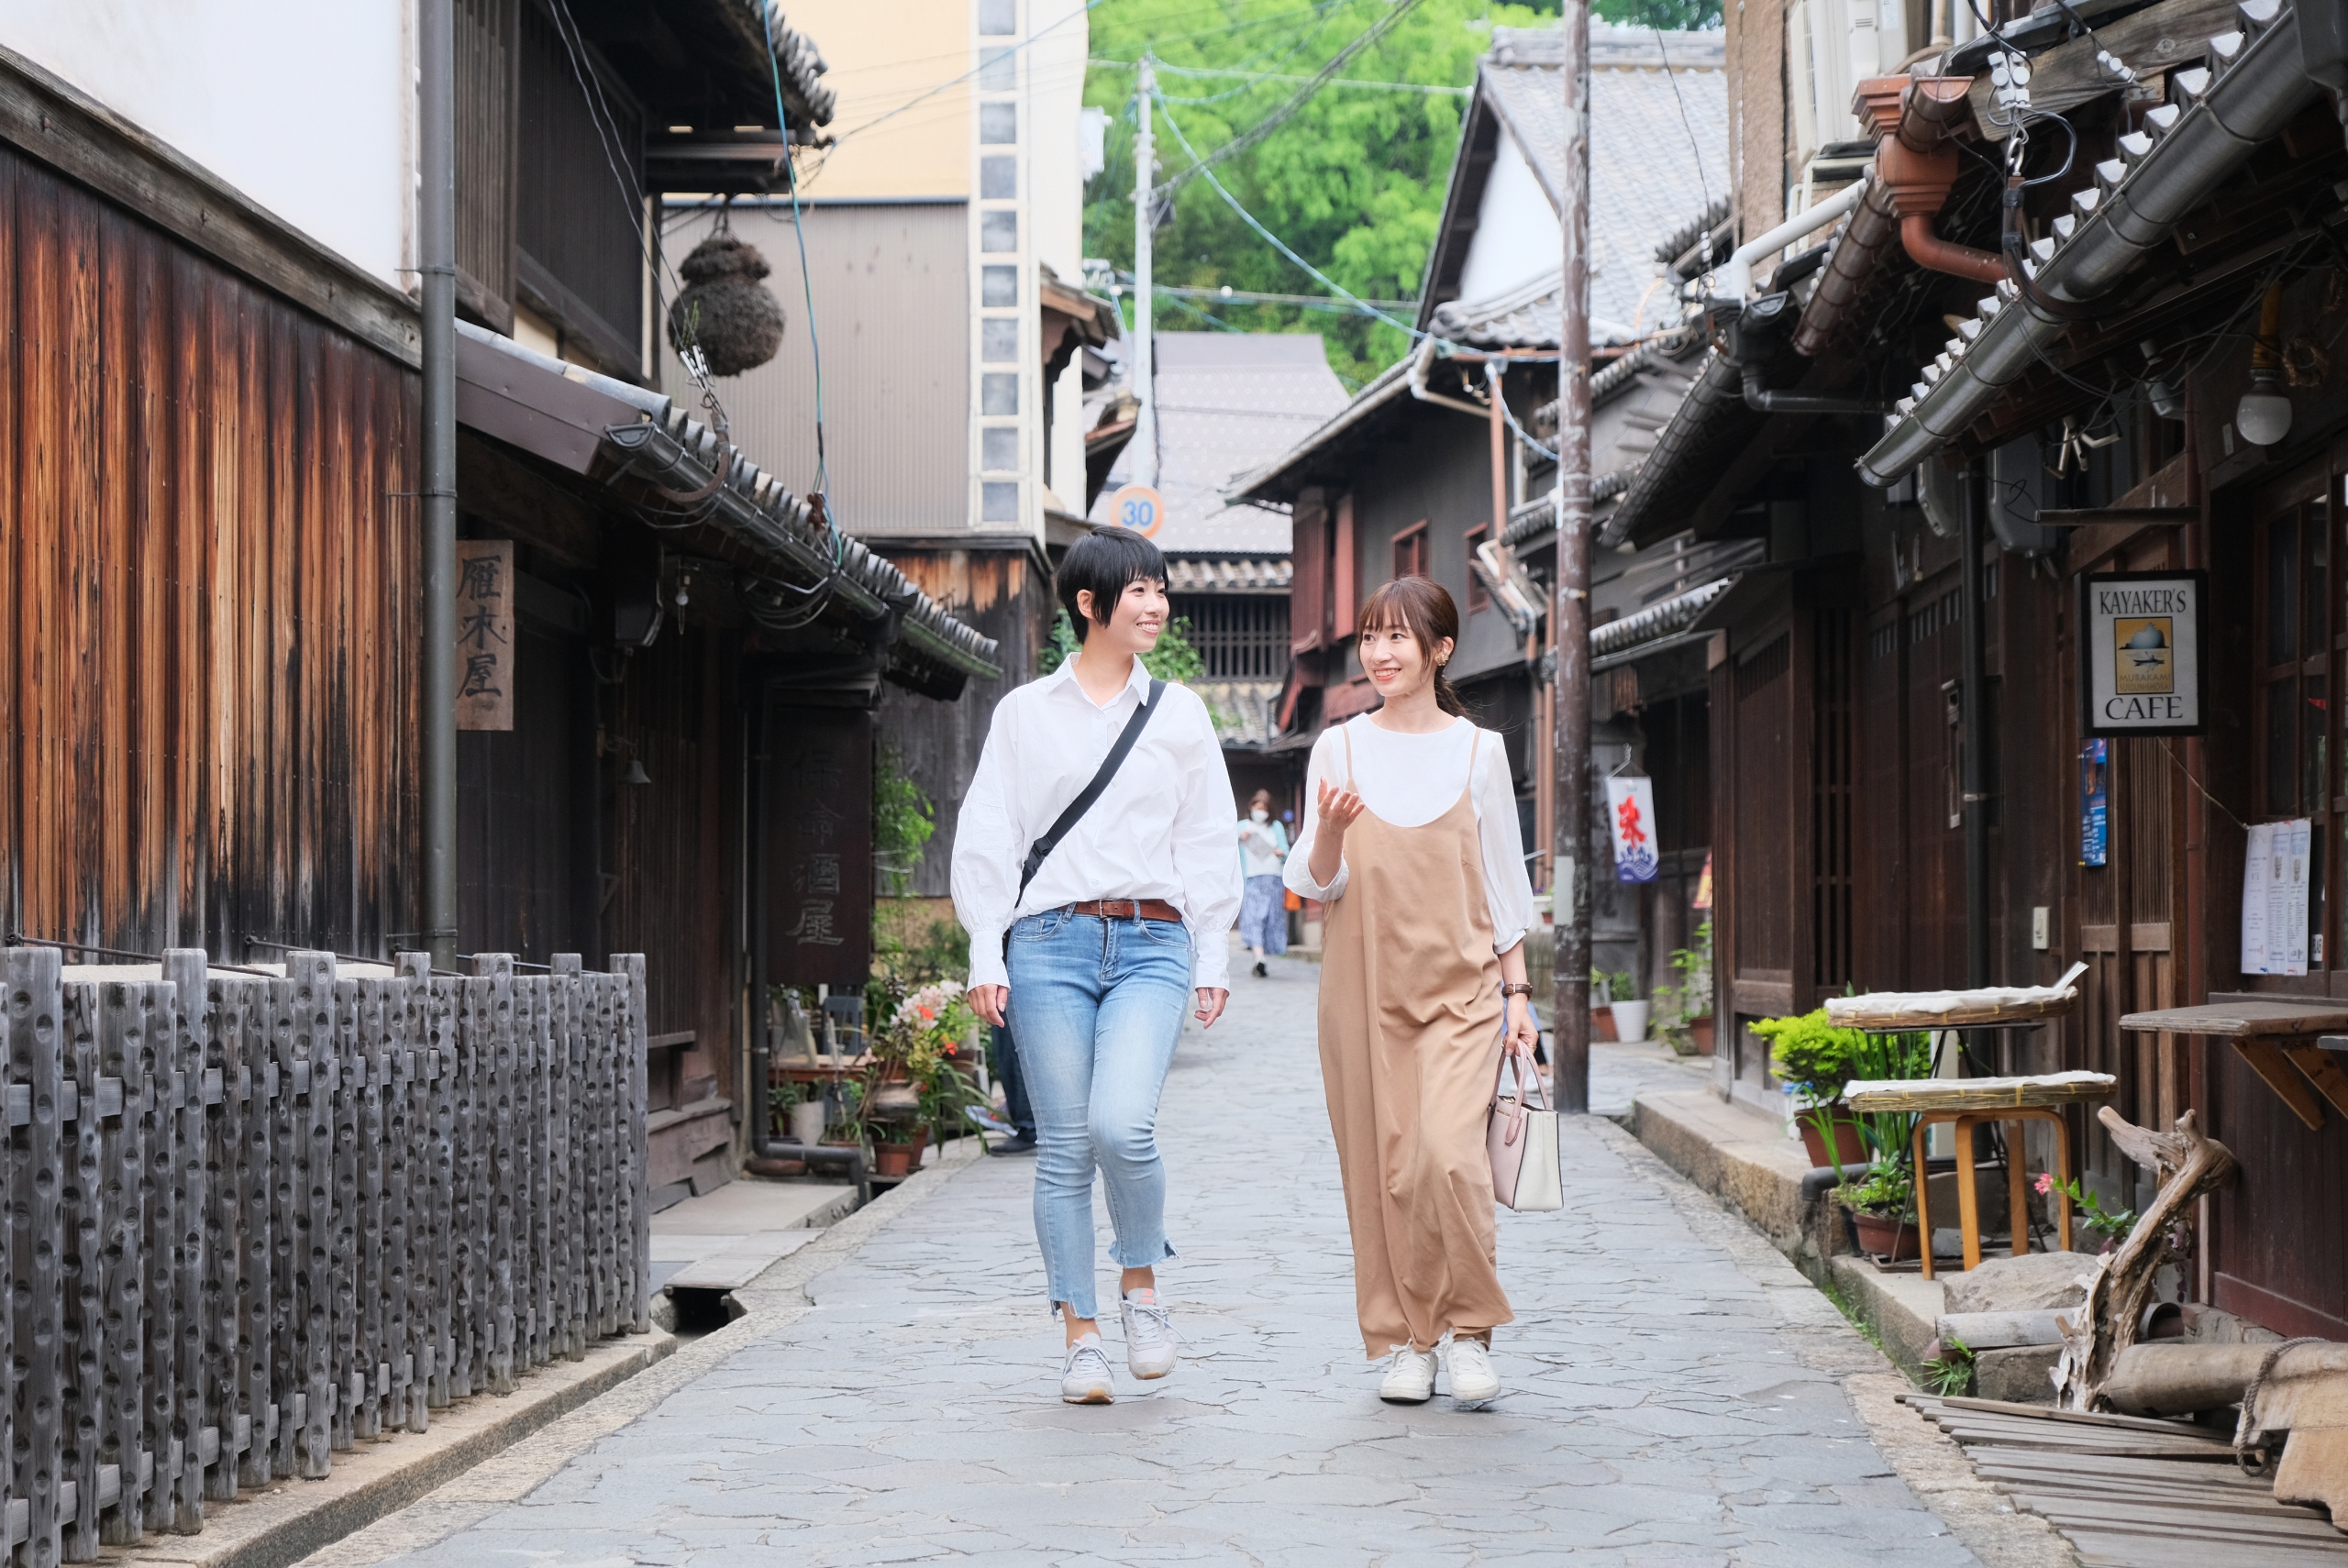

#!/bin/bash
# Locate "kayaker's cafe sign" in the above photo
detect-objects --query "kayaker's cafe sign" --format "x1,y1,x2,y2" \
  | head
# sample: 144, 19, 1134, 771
2078, 570, 2207, 736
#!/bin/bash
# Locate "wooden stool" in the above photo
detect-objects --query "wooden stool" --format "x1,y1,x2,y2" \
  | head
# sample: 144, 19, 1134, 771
1911, 1106, 2071, 1279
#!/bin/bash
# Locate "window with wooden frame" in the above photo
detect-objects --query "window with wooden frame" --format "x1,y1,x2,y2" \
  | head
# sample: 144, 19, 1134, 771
1464, 524, 1490, 611
2254, 482, 2334, 967
1393, 520, 1428, 581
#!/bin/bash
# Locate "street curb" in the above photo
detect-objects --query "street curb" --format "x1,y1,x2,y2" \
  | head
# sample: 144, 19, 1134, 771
138, 1330, 676, 1568
291, 1136, 992, 1566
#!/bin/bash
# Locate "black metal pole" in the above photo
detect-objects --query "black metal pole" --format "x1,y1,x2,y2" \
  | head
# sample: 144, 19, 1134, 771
1961, 460, 1989, 988
421, 0, 459, 969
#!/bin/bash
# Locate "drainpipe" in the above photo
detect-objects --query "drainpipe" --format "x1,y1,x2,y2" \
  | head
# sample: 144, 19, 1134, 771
1723, 293, 1886, 415
1408, 337, 1490, 416
1860, 76, 2007, 284
1712, 178, 1869, 301
420, 0, 459, 969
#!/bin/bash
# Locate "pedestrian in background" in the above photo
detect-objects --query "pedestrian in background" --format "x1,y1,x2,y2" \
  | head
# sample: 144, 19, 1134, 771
1236, 788, 1289, 976
952, 528, 1241, 1405
1285, 576, 1538, 1409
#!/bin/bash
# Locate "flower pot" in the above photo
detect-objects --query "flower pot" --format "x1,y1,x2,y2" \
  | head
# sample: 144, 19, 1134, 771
1851, 1209, 1922, 1261
873, 1142, 921, 1178
1589, 1007, 1618, 1043
1610, 1000, 1650, 1043
788, 1100, 826, 1147
1797, 1110, 1870, 1171
1689, 1016, 1715, 1055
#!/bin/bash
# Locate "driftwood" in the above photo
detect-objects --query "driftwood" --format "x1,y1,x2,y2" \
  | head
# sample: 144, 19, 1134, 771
2100, 1342, 2348, 1417
2054, 1109, 2239, 1412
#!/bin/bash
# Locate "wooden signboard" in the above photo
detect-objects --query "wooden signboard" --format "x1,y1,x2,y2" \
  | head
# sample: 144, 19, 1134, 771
454, 540, 515, 731
2077, 569, 2206, 736
765, 704, 873, 990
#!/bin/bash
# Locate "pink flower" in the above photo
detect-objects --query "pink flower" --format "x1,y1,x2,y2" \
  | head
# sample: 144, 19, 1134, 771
2033, 1173, 2054, 1197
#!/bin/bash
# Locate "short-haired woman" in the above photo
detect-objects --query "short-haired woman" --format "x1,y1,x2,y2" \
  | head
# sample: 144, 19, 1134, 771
1235, 789, 1290, 977
1283, 576, 1539, 1408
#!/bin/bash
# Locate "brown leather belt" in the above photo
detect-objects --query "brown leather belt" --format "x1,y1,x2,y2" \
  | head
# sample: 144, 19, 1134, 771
1065, 899, 1183, 923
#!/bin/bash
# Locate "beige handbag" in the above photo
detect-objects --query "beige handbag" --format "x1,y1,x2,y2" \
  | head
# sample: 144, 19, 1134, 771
1487, 1036, 1563, 1212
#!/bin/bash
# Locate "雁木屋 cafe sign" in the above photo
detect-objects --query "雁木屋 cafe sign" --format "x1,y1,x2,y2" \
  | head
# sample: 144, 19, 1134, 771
2077, 570, 2206, 737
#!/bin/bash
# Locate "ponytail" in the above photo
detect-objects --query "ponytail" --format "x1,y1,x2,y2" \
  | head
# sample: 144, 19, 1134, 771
1434, 668, 1467, 717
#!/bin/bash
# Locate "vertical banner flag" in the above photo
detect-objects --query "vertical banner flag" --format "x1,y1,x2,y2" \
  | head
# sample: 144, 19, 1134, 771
1605, 777, 1659, 884
2079, 739, 2108, 867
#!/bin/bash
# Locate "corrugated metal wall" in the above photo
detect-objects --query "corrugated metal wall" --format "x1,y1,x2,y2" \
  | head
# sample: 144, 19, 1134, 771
0, 141, 422, 960
659, 202, 969, 536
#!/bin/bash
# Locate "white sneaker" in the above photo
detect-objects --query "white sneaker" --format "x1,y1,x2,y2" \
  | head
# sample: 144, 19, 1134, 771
1060, 1332, 1114, 1404
1446, 1337, 1501, 1406
1379, 1346, 1439, 1404
1120, 1289, 1180, 1379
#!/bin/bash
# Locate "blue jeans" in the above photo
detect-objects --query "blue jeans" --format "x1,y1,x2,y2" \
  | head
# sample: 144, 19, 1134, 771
1004, 909, 1193, 1320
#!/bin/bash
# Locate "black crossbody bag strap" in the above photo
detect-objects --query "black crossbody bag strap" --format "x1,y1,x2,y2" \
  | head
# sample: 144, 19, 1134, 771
1015, 678, 1166, 904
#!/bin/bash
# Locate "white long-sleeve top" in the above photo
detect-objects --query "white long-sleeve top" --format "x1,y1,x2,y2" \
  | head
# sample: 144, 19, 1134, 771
952, 656, 1243, 992
1283, 715, 1536, 955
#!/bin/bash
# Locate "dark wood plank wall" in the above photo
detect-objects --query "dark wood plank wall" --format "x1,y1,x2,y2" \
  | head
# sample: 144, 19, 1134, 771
601, 621, 736, 1099
880, 548, 1052, 900
0, 142, 420, 962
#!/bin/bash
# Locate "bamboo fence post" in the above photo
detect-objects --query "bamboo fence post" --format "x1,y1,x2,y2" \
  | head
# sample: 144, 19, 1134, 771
477, 957, 516, 1395
327, 976, 359, 1452
548, 956, 581, 1361
62, 984, 99, 1558
163, 973, 205, 1531
286, 953, 335, 1480
265, 977, 297, 1479
12, 944, 66, 1568
136, 973, 179, 1521
94, 980, 144, 1541
615, 955, 650, 1333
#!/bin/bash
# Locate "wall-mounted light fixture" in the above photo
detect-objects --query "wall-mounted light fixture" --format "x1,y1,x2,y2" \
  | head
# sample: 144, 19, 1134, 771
2237, 282, 2294, 447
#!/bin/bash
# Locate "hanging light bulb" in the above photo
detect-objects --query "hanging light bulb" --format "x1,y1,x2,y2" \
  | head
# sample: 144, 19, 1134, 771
625, 758, 651, 786
2237, 281, 2294, 447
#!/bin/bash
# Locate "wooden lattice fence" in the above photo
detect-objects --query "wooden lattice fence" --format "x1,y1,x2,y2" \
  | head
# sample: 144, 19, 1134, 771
0, 946, 652, 1562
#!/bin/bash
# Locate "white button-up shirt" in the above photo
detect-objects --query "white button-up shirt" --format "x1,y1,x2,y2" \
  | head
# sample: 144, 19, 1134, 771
952, 656, 1242, 992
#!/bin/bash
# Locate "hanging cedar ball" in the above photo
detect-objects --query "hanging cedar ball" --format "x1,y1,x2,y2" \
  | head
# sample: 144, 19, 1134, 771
667, 233, 786, 377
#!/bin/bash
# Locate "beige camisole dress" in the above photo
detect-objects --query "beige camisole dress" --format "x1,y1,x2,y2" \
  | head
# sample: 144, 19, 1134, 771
1317, 723, 1513, 1359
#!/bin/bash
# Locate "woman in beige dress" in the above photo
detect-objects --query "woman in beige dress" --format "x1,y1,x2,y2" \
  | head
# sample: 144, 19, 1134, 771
1285, 575, 1541, 1408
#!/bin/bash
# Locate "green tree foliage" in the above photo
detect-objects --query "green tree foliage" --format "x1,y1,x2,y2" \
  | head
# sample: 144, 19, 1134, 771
1086, 3, 1719, 387
1086, 1, 1534, 389
1035, 609, 1208, 684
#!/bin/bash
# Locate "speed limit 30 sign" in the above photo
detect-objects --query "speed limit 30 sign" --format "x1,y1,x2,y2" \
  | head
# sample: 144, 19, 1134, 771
1107, 484, 1165, 537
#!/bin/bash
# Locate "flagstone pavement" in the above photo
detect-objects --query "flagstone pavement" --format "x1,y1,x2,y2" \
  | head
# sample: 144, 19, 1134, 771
309, 954, 2000, 1567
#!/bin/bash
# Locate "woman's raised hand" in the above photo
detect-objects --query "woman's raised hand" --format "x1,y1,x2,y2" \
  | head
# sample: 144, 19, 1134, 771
1315, 778, 1367, 837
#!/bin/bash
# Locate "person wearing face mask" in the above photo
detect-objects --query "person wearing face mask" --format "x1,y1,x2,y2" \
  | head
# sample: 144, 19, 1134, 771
1235, 790, 1290, 977
1284, 574, 1539, 1409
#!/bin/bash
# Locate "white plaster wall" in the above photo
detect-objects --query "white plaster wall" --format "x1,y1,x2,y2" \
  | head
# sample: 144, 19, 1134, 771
1456, 125, 1556, 305
0, 0, 414, 287
1029, 0, 1089, 519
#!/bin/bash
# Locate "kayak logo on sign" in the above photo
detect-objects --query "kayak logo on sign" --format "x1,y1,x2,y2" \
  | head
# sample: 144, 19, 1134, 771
2111, 616, 2172, 695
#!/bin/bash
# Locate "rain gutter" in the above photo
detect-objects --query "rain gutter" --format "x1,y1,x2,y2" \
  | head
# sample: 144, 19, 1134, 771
1858, 0, 2322, 487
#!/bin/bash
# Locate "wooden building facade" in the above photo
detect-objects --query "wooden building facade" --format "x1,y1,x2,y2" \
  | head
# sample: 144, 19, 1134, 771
1606, 0, 2348, 1337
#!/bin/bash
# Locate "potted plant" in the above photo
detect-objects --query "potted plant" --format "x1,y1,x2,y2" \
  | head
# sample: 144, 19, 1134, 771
1840, 1154, 1922, 1261
1586, 968, 1618, 1042
1753, 1008, 1869, 1170
865, 978, 985, 1176
1672, 922, 1712, 1054
1604, 970, 1648, 1043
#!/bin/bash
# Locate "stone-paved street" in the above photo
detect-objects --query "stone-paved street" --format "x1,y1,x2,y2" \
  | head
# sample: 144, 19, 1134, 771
316, 955, 1987, 1566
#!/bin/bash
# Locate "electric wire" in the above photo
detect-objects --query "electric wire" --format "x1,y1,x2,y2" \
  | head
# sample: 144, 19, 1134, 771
1149, 88, 1434, 343
1156, 0, 1432, 197
831, 0, 1110, 147
765, 3, 838, 558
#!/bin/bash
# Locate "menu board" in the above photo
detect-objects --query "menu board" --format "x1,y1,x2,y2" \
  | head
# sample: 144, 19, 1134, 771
2241, 819, 2310, 977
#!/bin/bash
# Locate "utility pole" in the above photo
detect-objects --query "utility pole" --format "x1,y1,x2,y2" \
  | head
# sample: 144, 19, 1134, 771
1551, 2, 1593, 1115
1132, 55, 1157, 489
421, 0, 459, 969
